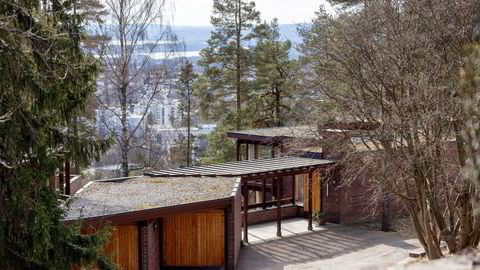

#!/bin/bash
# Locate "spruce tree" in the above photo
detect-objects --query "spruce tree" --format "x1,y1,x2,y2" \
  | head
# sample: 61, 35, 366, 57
0, 0, 112, 268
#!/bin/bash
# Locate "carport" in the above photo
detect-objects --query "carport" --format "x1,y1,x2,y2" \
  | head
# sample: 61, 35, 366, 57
145, 156, 334, 243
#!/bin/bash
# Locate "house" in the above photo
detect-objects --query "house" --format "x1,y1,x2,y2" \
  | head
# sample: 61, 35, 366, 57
65, 155, 334, 269
65, 176, 242, 270
226, 125, 385, 224
63, 124, 387, 269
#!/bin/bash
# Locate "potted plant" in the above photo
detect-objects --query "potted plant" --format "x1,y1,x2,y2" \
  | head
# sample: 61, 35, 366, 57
313, 211, 328, 225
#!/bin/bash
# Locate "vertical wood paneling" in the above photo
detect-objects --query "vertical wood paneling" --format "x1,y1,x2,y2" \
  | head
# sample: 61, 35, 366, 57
163, 211, 225, 267
304, 171, 321, 212
104, 225, 139, 270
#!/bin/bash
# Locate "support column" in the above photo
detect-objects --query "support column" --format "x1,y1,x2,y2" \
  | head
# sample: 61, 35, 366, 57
243, 178, 248, 243
262, 179, 267, 209
292, 172, 296, 205
159, 218, 164, 269
276, 177, 282, 237
308, 171, 313, 231
271, 145, 275, 158
65, 160, 71, 195
254, 143, 259, 159
245, 143, 249, 160
236, 141, 241, 161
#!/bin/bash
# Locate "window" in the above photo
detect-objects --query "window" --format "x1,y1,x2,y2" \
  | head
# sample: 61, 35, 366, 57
295, 174, 305, 205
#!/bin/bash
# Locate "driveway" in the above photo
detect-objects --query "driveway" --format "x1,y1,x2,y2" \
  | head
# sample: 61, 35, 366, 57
237, 219, 421, 270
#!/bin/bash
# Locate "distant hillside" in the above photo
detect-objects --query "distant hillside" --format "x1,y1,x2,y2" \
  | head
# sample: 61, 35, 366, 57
171, 24, 303, 54
90, 24, 303, 68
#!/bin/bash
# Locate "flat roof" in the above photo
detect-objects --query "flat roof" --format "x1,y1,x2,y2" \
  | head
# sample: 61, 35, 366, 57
144, 156, 334, 178
65, 176, 238, 221
227, 126, 320, 142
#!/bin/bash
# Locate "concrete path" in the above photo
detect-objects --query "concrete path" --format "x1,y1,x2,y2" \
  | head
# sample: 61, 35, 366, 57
237, 218, 422, 270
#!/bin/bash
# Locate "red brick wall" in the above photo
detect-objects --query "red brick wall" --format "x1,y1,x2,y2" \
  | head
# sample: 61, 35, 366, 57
147, 219, 160, 270
243, 205, 299, 225
139, 223, 148, 270
232, 186, 242, 269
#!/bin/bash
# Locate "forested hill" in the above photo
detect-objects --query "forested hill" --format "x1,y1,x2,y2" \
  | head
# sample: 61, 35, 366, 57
172, 24, 302, 52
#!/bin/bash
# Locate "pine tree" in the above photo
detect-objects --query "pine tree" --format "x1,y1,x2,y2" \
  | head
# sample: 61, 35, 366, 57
0, 0, 113, 268
197, 0, 261, 163
198, 0, 261, 130
251, 18, 297, 127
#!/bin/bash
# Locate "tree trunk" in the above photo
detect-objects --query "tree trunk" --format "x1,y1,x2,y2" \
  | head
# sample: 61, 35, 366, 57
235, 0, 242, 130
187, 94, 191, 166
274, 86, 281, 127
121, 93, 129, 177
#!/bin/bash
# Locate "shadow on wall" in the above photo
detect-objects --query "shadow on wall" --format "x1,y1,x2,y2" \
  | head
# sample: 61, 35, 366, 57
236, 225, 419, 270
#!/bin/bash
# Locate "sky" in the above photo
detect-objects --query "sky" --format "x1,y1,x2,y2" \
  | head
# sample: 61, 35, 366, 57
167, 0, 333, 26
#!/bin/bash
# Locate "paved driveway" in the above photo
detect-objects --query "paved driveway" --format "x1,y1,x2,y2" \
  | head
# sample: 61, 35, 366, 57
237, 219, 421, 270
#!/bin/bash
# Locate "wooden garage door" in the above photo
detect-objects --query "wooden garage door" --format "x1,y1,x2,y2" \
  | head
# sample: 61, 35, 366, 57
163, 211, 225, 267
104, 225, 139, 270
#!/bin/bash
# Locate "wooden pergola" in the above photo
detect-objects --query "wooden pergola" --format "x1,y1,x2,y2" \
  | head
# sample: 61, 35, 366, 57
145, 156, 334, 243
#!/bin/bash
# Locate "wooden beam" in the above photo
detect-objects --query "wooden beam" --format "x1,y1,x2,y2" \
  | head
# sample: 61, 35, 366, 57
245, 143, 249, 161
65, 160, 71, 196
292, 172, 296, 206
254, 143, 259, 159
277, 177, 282, 237
271, 145, 275, 158
262, 179, 267, 209
243, 178, 248, 243
308, 171, 313, 231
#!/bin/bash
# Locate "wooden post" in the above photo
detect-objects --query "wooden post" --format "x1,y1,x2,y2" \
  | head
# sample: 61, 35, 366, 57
262, 179, 267, 209
236, 141, 241, 161
159, 218, 164, 268
271, 145, 275, 158
245, 143, 249, 160
243, 178, 248, 243
308, 171, 313, 231
65, 160, 71, 195
292, 173, 296, 205
276, 177, 282, 237
59, 168, 64, 194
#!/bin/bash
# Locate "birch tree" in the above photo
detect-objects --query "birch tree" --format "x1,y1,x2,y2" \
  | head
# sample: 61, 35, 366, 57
96, 0, 176, 176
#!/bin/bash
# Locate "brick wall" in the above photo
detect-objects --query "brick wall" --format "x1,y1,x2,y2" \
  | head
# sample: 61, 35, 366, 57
232, 187, 242, 269
70, 175, 90, 194
147, 219, 160, 270
243, 205, 299, 225
139, 222, 148, 270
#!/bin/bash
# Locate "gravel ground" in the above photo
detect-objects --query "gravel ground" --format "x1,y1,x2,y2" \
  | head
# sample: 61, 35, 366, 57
65, 176, 238, 220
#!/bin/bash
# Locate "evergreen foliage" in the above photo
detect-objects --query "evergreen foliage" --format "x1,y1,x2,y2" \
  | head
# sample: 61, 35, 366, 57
0, 0, 113, 268
251, 18, 297, 127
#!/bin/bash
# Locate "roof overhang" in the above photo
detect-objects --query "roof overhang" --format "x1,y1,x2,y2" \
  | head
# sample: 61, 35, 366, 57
65, 196, 233, 226
144, 156, 335, 178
